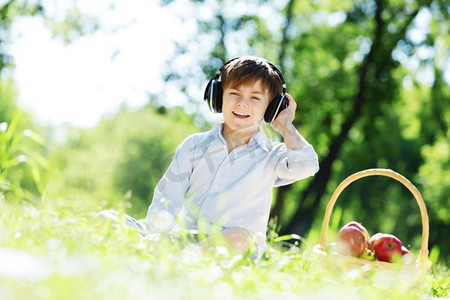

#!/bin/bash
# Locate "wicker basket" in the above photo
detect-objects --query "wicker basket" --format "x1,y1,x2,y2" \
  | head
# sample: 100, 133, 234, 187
314, 168, 431, 276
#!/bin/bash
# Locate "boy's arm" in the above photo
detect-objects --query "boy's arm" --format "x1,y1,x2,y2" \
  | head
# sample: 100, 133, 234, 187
271, 93, 319, 186
146, 136, 194, 234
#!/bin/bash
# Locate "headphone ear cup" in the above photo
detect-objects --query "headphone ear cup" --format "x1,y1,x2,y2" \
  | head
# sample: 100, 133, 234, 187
210, 80, 223, 113
264, 94, 288, 123
204, 79, 223, 113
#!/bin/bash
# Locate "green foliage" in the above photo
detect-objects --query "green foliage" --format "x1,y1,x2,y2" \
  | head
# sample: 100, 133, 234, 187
0, 198, 448, 299
48, 105, 200, 217
43, 7, 99, 44
0, 81, 48, 202
419, 134, 450, 224
0, 0, 448, 296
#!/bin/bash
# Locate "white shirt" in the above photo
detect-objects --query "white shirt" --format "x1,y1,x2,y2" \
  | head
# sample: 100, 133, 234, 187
146, 122, 319, 249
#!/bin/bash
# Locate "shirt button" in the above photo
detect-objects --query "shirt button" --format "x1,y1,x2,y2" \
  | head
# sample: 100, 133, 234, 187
214, 184, 219, 189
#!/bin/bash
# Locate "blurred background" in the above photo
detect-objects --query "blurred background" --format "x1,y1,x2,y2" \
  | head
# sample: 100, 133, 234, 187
1, 0, 449, 263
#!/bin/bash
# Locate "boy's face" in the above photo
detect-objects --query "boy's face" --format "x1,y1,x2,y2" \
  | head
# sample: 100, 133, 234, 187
222, 79, 270, 137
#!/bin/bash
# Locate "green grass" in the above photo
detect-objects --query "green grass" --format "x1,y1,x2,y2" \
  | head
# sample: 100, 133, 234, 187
0, 198, 448, 300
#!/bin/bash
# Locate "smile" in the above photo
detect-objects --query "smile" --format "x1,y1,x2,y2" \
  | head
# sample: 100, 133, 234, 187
233, 111, 250, 118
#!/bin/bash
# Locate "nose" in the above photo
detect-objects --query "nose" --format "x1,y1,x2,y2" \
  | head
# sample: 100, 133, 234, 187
237, 96, 249, 107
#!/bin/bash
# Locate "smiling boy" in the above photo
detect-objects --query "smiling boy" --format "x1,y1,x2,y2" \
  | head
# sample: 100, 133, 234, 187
93, 56, 319, 256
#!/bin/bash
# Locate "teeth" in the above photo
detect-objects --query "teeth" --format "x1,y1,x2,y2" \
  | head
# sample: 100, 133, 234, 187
234, 112, 249, 116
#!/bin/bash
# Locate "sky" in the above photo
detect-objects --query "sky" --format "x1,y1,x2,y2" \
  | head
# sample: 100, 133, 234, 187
8, 0, 192, 128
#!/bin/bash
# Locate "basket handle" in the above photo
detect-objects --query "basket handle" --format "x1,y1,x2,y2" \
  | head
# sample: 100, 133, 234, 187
319, 168, 430, 267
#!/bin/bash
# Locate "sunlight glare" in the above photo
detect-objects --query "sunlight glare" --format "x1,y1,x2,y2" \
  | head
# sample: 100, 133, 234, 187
9, 0, 183, 128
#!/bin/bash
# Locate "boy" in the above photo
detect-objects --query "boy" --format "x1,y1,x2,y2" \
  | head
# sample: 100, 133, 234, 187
93, 56, 319, 256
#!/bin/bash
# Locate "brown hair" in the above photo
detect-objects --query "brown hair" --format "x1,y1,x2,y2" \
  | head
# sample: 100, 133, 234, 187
221, 56, 283, 102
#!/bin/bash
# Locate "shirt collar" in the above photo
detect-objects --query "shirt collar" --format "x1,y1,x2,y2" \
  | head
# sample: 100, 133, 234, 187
212, 122, 270, 152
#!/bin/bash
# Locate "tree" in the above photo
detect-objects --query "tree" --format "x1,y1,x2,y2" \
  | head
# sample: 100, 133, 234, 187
283, 0, 429, 232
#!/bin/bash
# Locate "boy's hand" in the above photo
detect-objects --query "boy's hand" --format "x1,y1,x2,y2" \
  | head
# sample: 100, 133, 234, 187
270, 93, 310, 150
271, 93, 296, 132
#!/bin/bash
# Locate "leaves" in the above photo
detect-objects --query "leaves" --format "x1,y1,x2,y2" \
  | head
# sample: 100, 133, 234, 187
43, 7, 99, 44
0, 3, 448, 296
0, 109, 48, 200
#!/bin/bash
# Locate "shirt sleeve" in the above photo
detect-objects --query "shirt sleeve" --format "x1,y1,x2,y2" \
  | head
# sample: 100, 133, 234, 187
146, 135, 195, 233
274, 144, 319, 187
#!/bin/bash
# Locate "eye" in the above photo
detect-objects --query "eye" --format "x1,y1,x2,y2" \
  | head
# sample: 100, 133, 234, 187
251, 96, 261, 101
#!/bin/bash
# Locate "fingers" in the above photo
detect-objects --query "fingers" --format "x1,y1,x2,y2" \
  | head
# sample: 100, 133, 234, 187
281, 93, 296, 122
271, 93, 298, 132
284, 93, 297, 110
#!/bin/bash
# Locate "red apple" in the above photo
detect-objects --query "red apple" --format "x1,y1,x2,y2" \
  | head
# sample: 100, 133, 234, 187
369, 233, 402, 262
336, 225, 367, 256
368, 232, 382, 252
344, 221, 370, 243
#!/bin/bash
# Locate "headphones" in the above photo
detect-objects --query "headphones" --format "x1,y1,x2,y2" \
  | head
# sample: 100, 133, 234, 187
203, 57, 288, 124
